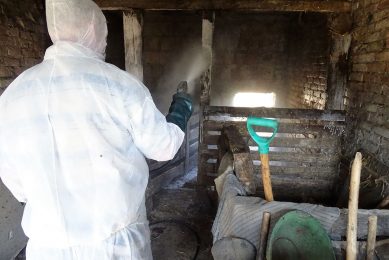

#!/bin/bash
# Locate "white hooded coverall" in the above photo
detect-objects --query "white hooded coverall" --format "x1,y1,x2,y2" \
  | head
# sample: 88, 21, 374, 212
0, 0, 184, 259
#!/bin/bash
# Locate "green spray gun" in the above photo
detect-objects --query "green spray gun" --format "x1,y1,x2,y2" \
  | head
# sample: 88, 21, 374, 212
247, 117, 279, 201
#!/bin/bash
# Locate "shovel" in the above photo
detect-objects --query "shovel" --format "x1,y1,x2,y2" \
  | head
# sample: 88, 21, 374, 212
247, 117, 278, 201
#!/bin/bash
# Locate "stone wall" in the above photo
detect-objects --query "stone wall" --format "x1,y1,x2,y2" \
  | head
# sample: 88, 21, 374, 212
143, 11, 202, 114
345, 0, 389, 166
0, 0, 47, 258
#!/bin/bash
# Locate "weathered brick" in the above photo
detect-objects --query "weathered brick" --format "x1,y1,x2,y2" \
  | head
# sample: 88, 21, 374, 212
375, 51, 389, 61
366, 40, 386, 52
0, 67, 13, 77
377, 0, 389, 9
353, 63, 369, 72
6, 27, 19, 37
353, 53, 376, 63
3, 57, 20, 67
349, 72, 364, 82
0, 78, 13, 89
6, 46, 23, 58
367, 62, 386, 72
375, 17, 389, 30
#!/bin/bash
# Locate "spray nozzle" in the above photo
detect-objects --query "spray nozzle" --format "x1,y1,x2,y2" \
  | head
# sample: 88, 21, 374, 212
176, 81, 188, 94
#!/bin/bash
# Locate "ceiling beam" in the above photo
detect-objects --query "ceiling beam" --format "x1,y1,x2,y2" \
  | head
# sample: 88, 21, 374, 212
94, 0, 352, 13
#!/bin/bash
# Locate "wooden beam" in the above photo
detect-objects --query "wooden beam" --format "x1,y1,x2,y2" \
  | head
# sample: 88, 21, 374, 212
198, 11, 215, 186
204, 106, 346, 121
219, 126, 257, 194
95, 0, 351, 13
123, 10, 143, 81
200, 12, 214, 107
326, 14, 352, 110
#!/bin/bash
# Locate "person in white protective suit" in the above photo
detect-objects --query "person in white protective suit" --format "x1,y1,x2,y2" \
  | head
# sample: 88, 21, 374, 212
0, 0, 193, 259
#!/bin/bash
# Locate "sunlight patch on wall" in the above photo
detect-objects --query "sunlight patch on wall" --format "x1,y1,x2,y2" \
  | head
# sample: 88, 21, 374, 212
233, 92, 276, 107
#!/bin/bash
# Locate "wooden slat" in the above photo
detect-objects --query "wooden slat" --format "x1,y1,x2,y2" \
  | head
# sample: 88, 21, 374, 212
253, 165, 337, 178
202, 148, 340, 164
203, 161, 336, 177
249, 137, 341, 149
95, 0, 352, 13
203, 120, 345, 135
199, 107, 345, 188
203, 153, 340, 169
204, 106, 346, 121
249, 152, 340, 166
203, 134, 341, 150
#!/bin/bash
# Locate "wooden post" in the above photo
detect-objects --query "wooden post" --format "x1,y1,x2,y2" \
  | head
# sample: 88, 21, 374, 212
198, 11, 215, 185
366, 215, 377, 260
123, 9, 143, 81
326, 14, 352, 110
346, 152, 362, 260
219, 125, 257, 194
257, 212, 271, 260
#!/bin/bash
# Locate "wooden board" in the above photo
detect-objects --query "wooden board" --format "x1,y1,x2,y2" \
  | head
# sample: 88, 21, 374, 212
204, 106, 346, 121
95, 0, 352, 13
203, 134, 341, 150
204, 162, 336, 178
203, 120, 345, 135
199, 107, 344, 199
123, 10, 143, 81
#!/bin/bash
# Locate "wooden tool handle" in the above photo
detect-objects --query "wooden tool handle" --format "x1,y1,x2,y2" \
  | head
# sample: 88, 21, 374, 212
257, 212, 271, 260
366, 215, 377, 260
260, 154, 274, 201
347, 152, 362, 260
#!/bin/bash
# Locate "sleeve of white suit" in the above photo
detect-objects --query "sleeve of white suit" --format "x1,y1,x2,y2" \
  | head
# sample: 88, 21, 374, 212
124, 82, 185, 162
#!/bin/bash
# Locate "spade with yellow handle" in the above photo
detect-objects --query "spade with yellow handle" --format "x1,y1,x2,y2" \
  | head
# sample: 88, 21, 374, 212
247, 117, 279, 202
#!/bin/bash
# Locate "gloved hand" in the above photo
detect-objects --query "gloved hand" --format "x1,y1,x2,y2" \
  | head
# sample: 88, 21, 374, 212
166, 92, 193, 132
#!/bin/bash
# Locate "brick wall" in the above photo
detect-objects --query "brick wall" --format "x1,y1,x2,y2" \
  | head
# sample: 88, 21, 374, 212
345, 0, 389, 166
0, 0, 47, 258
143, 11, 202, 114
287, 14, 329, 109
210, 13, 329, 109
0, 0, 47, 95
211, 13, 290, 107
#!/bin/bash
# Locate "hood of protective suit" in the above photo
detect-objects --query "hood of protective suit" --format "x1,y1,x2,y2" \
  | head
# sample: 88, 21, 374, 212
46, 0, 108, 56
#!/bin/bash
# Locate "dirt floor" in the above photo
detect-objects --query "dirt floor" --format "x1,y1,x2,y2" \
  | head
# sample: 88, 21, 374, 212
148, 169, 215, 260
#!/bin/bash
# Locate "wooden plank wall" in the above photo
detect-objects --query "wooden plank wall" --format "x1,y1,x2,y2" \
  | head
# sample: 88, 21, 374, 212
199, 106, 346, 202
146, 108, 200, 197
